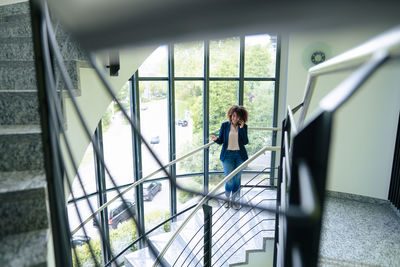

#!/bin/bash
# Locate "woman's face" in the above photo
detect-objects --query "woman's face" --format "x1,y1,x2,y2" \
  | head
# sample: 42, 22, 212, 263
231, 112, 240, 125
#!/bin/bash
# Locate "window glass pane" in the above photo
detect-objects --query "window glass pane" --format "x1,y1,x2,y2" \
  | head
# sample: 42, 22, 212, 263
177, 176, 203, 213
102, 93, 134, 189
139, 45, 168, 77
105, 191, 138, 260
175, 81, 203, 175
139, 81, 169, 179
244, 81, 275, 171
210, 37, 240, 77
209, 81, 238, 171
139, 81, 169, 178
175, 41, 204, 77
209, 174, 225, 193
245, 34, 276, 77
144, 179, 170, 232
68, 196, 102, 266
71, 144, 97, 199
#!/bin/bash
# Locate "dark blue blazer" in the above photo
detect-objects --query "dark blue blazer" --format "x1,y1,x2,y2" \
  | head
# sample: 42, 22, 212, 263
215, 121, 249, 161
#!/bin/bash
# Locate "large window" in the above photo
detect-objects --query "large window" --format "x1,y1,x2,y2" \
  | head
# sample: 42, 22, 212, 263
69, 33, 279, 265
135, 33, 278, 213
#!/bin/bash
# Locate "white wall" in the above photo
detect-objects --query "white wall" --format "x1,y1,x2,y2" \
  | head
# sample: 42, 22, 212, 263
284, 24, 400, 199
63, 46, 157, 183
242, 238, 274, 267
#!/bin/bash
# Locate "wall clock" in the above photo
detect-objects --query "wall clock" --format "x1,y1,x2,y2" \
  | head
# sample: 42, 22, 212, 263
301, 42, 331, 70
311, 50, 326, 65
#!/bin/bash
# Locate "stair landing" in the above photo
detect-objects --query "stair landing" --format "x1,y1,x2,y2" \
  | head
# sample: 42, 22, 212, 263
319, 192, 400, 266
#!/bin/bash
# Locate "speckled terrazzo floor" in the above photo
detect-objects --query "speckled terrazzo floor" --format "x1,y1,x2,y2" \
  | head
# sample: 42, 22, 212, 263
319, 195, 400, 267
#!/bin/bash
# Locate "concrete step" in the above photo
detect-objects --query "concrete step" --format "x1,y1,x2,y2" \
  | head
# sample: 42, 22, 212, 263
0, 125, 44, 171
0, 19, 32, 38
0, 170, 48, 237
0, 12, 30, 24
0, 1, 29, 18
0, 60, 82, 91
0, 229, 48, 267
0, 91, 40, 125
0, 37, 87, 61
0, 16, 72, 38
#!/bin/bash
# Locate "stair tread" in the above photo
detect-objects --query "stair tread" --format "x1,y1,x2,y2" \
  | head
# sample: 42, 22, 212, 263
0, 124, 41, 135
0, 170, 46, 194
0, 36, 71, 43
0, 2, 29, 17
0, 59, 83, 66
0, 229, 48, 267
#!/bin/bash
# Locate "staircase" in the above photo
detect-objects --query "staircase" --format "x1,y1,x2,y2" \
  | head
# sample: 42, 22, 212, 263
0, 1, 84, 266
124, 187, 276, 267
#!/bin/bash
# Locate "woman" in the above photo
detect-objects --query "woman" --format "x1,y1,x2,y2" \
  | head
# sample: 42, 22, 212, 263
210, 105, 249, 210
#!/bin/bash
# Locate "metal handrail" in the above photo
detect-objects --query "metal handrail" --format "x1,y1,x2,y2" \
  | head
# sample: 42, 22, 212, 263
248, 126, 282, 131
210, 126, 281, 135
71, 126, 281, 234
153, 145, 281, 267
71, 141, 216, 235
298, 25, 400, 129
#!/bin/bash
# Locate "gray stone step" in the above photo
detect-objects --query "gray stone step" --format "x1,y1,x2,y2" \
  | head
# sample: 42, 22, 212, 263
0, 60, 81, 91
0, 170, 48, 237
0, 1, 29, 17
0, 19, 32, 38
0, 12, 30, 24
0, 228, 48, 267
0, 125, 44, 171
0, 17, 72, 38
0, 91, 40, 125
0, 37, 87, 61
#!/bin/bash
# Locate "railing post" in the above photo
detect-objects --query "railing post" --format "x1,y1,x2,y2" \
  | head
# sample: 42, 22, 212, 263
273, 114, 290, 267
130, 74, 146, 248
94, 122, 112, 264
203, 204, 212, 267
203, 40, 210, 195
168, 44, 177, 221
30, 1, 73, 266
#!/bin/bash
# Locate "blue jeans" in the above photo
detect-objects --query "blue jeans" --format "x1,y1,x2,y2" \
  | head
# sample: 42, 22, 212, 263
222, 150, 244, 200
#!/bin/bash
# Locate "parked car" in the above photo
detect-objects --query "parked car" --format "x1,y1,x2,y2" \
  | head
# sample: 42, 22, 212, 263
177, 119, 188, 127
93, 200, 136, 229
150, 136, 160, 144
71, 235, 91, 248
143, 181, 162, 201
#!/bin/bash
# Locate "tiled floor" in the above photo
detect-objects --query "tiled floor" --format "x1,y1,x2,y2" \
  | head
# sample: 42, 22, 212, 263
319, 195, 400, 266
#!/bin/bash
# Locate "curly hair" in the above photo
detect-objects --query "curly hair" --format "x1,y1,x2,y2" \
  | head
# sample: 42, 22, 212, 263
226, 105, 249, 123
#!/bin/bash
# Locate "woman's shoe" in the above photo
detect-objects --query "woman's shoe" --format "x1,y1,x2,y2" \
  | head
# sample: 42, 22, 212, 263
232, 203, 240, 210
224, 201, 230, 208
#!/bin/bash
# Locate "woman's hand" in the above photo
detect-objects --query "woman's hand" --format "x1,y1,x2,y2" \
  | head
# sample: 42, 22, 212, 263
210, 136, 218, 141
239, 120, 245, 128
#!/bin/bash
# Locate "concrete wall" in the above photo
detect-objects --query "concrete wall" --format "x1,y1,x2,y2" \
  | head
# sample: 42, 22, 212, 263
63, 46, 157, 184
284, 24, 400, 199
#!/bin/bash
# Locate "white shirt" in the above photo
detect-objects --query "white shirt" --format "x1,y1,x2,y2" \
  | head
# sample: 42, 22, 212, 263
227, 124, 240, 150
